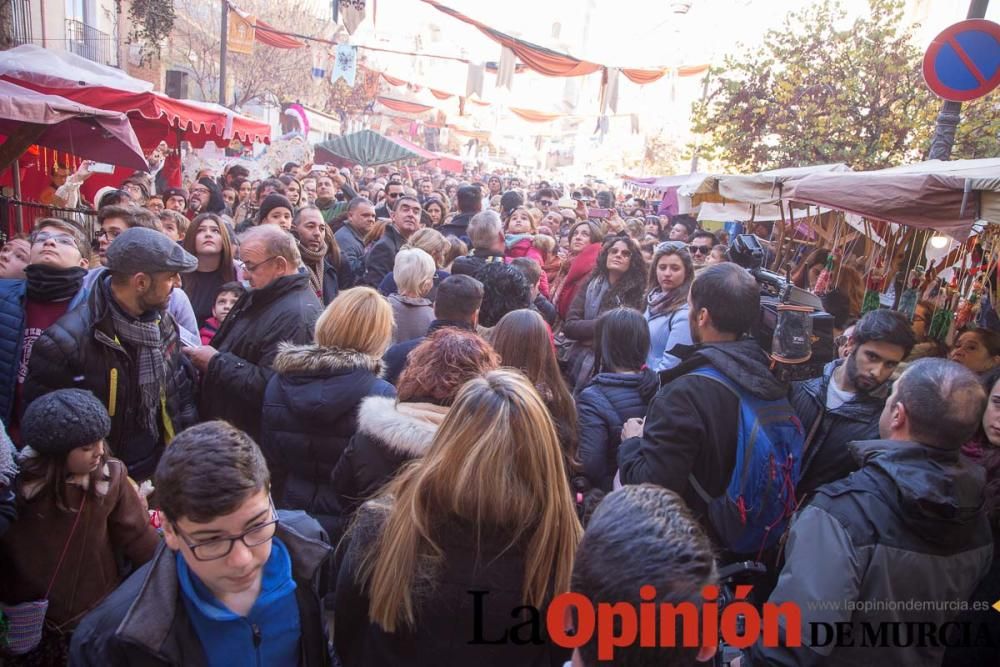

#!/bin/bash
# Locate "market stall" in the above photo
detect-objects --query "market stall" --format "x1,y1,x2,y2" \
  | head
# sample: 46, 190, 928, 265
0, 45, 270, 150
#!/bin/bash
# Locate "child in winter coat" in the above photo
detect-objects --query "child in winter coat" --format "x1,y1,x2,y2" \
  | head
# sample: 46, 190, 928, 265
504, 206, 551, 297
199, 281, 245, 345
0, 389, 158, 663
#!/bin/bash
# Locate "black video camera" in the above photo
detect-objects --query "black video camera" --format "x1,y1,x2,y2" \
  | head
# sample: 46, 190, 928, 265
729, 235, 834, 382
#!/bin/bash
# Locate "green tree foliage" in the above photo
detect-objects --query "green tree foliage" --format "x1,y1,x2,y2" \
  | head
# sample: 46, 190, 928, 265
118, 0, 176, 65
689, 0, 999, 171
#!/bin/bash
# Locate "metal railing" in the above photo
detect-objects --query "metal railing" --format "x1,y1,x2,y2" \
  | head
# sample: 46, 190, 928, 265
65, 18, 119, 68
9, 0, 32, 46
0, 197, 98, 244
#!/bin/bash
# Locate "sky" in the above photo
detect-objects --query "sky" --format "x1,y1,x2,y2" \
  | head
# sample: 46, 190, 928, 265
333, 0, 998, 172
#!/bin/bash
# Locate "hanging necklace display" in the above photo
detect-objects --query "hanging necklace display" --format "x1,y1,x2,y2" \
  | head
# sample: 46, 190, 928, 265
897, 264, 925, 320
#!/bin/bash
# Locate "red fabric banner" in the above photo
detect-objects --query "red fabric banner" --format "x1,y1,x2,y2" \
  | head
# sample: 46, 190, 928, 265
254, 19, 305, 48
430, 89, 453, 100
421, 0, 662, 81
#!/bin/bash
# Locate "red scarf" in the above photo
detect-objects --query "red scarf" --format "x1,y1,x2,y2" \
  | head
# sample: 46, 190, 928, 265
556, 242, 602, 320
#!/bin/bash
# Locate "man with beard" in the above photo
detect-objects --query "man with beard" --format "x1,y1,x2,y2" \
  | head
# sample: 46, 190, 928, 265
791, 308, 915, 499
25, 228, 200, 480
291, 206, 343, 304
618, 263, 792, 554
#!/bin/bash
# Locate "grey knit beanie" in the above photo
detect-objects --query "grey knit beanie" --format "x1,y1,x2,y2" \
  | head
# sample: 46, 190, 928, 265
22, 389, 111, 456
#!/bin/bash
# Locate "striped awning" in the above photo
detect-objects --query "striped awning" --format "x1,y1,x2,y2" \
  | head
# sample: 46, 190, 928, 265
314, 130, 421, 167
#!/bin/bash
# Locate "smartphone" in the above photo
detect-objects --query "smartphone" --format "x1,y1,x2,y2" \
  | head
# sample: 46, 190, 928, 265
589, 208, 611, 219
89, 162, 116, 174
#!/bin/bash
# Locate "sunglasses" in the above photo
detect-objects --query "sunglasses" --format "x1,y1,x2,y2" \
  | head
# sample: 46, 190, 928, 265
688, 245, 711, 255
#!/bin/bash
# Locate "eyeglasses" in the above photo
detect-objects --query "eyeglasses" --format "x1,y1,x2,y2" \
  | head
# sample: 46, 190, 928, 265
173, 498, 280, 561
688, 244, 712, 255
243, 255, 279, 273
608, 248, 633, 258
30, 231, 78, 247
97, 228, 123, 241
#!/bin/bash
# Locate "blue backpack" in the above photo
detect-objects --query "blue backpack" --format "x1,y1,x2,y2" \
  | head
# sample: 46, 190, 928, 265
687, 367, 804, 557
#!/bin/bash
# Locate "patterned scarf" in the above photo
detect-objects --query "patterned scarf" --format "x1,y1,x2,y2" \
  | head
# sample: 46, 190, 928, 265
110, 308, 166, 437
298, 240, 328, 297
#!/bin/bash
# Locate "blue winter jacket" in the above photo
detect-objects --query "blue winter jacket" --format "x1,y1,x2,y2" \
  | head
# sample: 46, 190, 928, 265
0, 279, 87, 424
645, 303, 692, 372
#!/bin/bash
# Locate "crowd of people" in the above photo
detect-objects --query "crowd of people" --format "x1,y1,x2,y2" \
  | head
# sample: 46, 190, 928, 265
0, 157, 998, 666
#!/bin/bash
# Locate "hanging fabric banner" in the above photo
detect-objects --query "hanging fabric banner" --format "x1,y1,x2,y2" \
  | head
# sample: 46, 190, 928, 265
377, 97, 434, 114
333, 44, 359, 86
600, 67, 620, 114
381, 72, 407, 87
466, 61, 485, 98
430, 89, 453, 100
339, 0, 367, 34
311, 48, 329, 79
496, 46, 516, 90
254, 18, 306, 48
227, 10, 256, 55
509, 107, 562, 122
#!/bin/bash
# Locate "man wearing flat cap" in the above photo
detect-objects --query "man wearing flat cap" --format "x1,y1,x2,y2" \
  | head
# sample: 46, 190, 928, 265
24, 227, 200, 481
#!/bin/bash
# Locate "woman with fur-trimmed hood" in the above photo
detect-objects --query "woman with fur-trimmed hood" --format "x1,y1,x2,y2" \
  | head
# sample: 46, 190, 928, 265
330, 328, 500, 534
260, 287, 396, 537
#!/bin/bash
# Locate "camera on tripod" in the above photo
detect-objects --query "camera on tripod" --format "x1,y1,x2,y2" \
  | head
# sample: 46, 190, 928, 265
729, 235, 834, 382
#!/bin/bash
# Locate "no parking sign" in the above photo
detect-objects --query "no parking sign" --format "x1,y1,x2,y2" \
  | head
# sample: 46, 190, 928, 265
922, 19, 1000, 102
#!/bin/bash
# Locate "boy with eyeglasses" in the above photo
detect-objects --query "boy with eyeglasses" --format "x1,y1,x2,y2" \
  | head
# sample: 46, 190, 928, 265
0, 218, 90, 442
70, 420, 332, 666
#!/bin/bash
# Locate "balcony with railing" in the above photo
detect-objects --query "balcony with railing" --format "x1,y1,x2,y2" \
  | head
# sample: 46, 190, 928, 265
65, 18, 118, 68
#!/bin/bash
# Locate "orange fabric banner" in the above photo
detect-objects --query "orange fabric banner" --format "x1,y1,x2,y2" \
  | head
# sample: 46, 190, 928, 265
678, 64, 710, 77
509, 107, 562, 122
621, 68, 667, 84
381, 73, 407, 87
377, 97, 434, 114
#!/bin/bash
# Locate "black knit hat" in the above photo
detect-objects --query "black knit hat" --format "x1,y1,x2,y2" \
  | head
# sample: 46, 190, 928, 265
257, 193, 294, 223
22, 389, 111, 456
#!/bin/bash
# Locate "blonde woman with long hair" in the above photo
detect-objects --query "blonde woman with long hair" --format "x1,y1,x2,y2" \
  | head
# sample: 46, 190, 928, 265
335, 370, 582, 667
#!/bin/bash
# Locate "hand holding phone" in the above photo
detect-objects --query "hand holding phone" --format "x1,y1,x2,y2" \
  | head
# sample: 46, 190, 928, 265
88, 162, 116, 174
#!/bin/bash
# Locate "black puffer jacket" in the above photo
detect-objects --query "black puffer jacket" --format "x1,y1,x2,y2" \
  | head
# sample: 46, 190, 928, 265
748, 440, 994, 667
332, 396, 447, 527
790, 359, 887, 499
260, 344, 395, 537
200, 273, 322, 441
618, 340, 788, 522
362, 224, 405, 288
577, 369, 659, 492
24, 274, 198, 480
